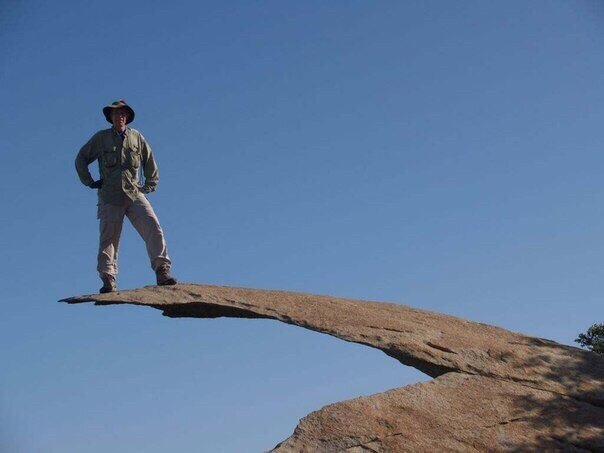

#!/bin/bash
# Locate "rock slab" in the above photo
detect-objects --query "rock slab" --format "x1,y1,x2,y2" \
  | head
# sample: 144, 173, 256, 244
62, 284, 604, 451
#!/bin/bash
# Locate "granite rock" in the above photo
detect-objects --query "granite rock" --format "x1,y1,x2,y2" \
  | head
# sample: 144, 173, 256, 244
62, 284, 604, 451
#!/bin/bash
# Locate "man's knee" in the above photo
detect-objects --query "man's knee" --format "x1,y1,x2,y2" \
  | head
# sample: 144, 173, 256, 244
130, 199, 163, 232
99, 221, 122, 245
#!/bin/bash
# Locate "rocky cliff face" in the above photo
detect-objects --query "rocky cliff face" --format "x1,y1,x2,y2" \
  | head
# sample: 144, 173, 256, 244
62, 284, 604, 451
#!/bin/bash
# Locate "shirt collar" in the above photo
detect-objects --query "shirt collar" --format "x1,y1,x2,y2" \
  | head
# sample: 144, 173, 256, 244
112, 127, 128, 139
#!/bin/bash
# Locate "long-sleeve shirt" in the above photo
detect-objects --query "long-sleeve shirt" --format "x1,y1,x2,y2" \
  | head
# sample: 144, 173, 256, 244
75, 127, 159, 205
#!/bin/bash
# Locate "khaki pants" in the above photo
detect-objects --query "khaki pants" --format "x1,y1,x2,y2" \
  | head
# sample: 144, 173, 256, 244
97, 194, 171, 277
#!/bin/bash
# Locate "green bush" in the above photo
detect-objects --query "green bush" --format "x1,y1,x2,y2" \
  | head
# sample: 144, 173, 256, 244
575, 323, 604, 354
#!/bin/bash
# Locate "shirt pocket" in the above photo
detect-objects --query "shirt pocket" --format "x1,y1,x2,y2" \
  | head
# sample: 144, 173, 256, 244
102, 147, 119, 168
126, 145, 141, 169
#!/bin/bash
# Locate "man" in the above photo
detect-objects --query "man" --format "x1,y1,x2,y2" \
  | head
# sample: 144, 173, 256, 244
75, 99, 177, 293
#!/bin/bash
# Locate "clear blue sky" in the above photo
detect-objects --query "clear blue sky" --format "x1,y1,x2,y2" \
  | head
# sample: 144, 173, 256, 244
2, 1, 603, 451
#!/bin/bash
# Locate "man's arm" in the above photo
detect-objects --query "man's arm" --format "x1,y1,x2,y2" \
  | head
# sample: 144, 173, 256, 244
75, 133, 101, 187
140, 135, 159, 193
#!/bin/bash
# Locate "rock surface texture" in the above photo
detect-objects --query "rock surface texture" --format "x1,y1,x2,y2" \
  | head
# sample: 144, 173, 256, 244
62, 284, 604, 452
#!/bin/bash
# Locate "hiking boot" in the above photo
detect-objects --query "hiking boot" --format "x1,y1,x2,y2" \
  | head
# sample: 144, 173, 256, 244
156, 265, 177, 286
99, 274, 116, 293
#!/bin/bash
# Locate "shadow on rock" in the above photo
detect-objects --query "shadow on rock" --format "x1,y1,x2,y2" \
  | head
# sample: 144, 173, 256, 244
505, 338, 604, 451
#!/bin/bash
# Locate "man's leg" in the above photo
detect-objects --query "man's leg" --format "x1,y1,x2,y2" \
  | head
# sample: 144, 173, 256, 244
97, 202, 126, 289
125, 195, 173, 280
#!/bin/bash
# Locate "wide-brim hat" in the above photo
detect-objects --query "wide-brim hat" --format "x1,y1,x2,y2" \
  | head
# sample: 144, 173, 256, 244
102, 99, 135, 124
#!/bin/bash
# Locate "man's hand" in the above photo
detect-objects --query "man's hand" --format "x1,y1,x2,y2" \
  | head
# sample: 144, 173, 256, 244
89, 180, 103, 189
139, 184, 155, 194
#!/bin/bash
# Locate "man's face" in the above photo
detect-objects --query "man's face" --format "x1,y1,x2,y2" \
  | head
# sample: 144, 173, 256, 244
111, 108, 128, 131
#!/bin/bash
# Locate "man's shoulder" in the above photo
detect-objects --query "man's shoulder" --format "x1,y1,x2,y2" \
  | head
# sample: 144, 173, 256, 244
128, 128, 146, 140
91, 128, 114, 139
